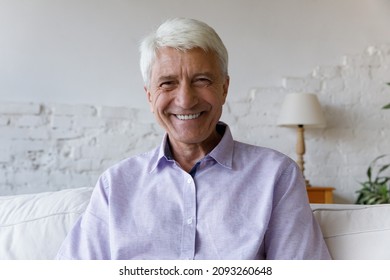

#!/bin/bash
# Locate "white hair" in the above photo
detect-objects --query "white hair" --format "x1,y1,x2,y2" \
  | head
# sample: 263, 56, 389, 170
139, 18, 229, 86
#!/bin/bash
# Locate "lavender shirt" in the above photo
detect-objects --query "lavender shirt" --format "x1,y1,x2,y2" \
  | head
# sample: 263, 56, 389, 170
56, 123, 331, 260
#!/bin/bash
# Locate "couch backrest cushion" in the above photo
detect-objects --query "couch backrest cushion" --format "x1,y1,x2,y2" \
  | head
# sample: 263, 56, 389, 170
312, 204, 390, 260
0, 187, 93, 260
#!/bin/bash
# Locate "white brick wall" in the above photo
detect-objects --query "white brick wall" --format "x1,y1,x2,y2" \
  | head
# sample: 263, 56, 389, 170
1, 44, 390, 203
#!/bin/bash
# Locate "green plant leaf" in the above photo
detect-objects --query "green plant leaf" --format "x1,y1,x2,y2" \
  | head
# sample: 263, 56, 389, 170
377, 177, 390, 185
367, 196, 378, 205
384, 83, 390, 109
367, 166, 372, 182
356, 154, 390, 205
378, 163, 390, 174
372, 154, 387, 163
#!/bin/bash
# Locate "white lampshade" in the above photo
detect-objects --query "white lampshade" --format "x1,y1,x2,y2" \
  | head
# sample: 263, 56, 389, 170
277, 93, 326, 127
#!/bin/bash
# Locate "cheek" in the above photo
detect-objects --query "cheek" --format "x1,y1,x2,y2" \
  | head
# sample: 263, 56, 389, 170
149, 92, 166, 114
209, 89, 227, 107
148, 97, 154, 113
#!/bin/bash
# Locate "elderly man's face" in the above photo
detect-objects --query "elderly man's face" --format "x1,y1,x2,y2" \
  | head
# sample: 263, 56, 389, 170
145, 47, 229, 149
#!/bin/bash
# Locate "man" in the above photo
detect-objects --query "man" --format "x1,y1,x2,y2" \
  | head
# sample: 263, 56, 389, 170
56, 18, 331, 260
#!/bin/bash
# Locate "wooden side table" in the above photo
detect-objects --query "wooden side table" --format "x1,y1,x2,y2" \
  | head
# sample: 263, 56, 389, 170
306, 186, 334, 204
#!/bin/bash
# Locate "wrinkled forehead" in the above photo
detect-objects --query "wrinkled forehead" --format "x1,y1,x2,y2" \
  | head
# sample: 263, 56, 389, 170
150, 47, 223, 79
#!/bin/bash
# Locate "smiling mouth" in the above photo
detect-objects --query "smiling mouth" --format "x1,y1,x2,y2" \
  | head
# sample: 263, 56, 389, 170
175, 113, 201, 120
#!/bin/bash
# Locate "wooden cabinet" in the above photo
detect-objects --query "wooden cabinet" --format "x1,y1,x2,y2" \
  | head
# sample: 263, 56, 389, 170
306, 186, 334, 204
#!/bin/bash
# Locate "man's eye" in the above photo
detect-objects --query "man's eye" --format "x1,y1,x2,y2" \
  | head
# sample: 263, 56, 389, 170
159, 81, 176, 90
193, 78, 212, 87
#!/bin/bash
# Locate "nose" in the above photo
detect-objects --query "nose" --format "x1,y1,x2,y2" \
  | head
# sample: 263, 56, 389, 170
175, 82, 198, 109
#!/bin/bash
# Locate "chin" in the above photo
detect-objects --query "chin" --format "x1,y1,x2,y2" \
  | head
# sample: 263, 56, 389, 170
169, 131, 205, 144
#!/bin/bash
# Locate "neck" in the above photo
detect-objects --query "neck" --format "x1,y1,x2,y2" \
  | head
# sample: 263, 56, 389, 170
168, 130, 222, 172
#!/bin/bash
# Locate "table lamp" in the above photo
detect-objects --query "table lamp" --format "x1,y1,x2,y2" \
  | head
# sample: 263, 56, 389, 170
277, 93, 326, 186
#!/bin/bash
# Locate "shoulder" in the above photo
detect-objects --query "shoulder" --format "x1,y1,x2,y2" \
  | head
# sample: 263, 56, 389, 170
231, 140, 301, 183
99, 146, 160, 186
233, 140, 295, 166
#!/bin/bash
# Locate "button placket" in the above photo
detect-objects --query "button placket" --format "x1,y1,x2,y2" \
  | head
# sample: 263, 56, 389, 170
180, 175, 197, 260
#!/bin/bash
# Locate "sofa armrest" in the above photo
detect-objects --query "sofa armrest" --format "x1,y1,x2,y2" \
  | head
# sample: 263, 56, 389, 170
311, 203, 390, 259
0, 187, 93, 260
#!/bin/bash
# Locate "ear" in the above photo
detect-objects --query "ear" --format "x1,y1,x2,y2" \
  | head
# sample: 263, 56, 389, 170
144, 86, 154, 113
222, 76, 230, 104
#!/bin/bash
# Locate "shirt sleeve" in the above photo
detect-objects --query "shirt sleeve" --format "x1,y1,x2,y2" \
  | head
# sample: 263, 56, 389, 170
56, 174, 111, 260
263, 161, 332, 260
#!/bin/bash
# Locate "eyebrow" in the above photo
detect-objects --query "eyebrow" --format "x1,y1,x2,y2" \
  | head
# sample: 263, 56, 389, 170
193, 72, 215, 79
155, 72, 218, 85
160, 72, 215, 79
157, 75, 177, 83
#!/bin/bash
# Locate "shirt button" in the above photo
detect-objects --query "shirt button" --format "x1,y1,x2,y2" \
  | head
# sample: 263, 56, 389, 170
187, 178, 192, 184
187, 218, 193, 225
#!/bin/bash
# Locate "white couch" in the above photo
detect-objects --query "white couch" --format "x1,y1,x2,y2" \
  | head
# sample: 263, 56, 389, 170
1, 187, 389, 260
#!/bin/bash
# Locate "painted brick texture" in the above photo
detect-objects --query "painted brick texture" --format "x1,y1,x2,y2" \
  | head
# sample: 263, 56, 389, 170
1, 44, 389, 203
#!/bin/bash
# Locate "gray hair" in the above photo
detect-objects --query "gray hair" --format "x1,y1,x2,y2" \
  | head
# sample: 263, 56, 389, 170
139, 18, 229, 86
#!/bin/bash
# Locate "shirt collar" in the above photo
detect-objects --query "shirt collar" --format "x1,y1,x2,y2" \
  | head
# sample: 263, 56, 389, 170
149, 122, 234, 173
207, 122, 234, 169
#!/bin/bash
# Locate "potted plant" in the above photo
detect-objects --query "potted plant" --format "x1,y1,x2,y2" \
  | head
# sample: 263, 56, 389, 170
355, 83, 390, 204
356, 155, 390, 204
383, 82, 390, 109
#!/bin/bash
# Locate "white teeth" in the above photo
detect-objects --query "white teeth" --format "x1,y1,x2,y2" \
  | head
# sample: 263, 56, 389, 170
176, 113, 201, 120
